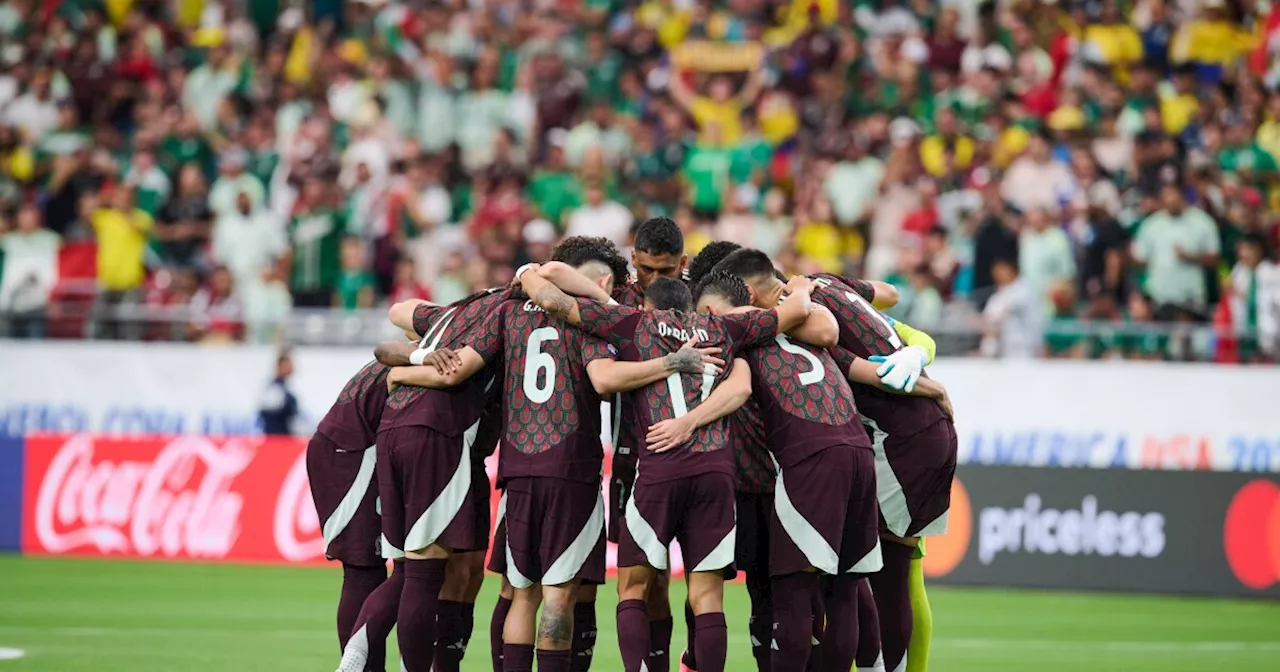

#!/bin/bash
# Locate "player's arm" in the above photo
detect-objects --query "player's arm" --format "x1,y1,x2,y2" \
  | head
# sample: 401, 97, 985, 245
374, 340, 419, 367
647, 358, 752, 453
520, 265, 584, 326
587, 337, 726, 395
892, 318, 936, 364
869, 281, 899, 309
845, 356, 954, 420
388, 298, 436, 335
535, 261, 613, 303
774, 276, 822, 337
386, 346, 487, 391
785, 303, 839, 348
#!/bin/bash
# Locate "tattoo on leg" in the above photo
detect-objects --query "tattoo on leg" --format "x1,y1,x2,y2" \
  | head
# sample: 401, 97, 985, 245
538, 603, 573, 648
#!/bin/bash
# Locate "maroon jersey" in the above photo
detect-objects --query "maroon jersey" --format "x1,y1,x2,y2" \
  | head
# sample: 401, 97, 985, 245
610, 280, 647, 454
315, 360, 391, 452
380, 288, 515, 436
829, 347, 948, 438
731, 397, 774, 494
744, 334, 870, 469
466, 298, 615, 485
808, 273, 902, 359
574, 299, 780, 483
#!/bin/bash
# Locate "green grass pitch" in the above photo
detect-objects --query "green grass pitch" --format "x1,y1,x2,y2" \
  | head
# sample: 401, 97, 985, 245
0, 555, 1277, 671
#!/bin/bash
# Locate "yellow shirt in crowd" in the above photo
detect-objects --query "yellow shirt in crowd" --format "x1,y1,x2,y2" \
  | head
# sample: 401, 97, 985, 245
92, 207, 153, 291
1159, 92, 1198, 135
793, 220, 863, 274
919, 135, 975, 177
690, 97, 743, 147
1171, 19, 1258, 66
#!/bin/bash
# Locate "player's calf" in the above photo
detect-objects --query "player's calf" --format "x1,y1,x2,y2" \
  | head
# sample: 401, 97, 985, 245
533, 582, 579, 672
571, 584, 598, 672
646, 571, 674, 672
818, 574, 862, 672
867, 539, 916, 672
435, 551, 485, 672
770, 571, 818, 672
491, 578, 514, 672
687, 570, 728, 672
336, 563, 385, 652
335, 560, 404, 672
854, 578, 885, 672
616, 565, 657, 672
399, 546, 452, 672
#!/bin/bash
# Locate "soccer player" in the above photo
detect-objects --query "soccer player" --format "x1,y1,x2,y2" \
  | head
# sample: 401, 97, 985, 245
712, 249, 957, 672
306, 359, 395, 667
393, 237, 725, 672
360, 287, 513, 672
540, 217, 690, 670
519, 266, 833, 672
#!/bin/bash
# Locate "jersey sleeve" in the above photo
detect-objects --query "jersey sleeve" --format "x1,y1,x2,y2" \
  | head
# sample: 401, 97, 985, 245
412, 302, 447, 338
576, 298, 642, 344
829, 346, 858, 376
722, 310, 781, 351
457, 302, 506, 362
817, 273, 876, 302
580, 332, 617, 364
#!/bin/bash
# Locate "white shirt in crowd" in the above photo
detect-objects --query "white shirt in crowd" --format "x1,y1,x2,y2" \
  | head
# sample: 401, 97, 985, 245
3, 92, 59, 140
212, 209, 287, 290
982, 278, 1044, 359
566, 200, 633, 247
0, 228, 59, 313
1000, 157, 1075, 213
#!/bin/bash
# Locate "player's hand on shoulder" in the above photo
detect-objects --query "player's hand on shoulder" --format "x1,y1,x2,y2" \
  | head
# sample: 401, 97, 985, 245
386, 367, 406, 394
668, 337, 725, 375
646, 416, 695, 453
785, 274, 815, 296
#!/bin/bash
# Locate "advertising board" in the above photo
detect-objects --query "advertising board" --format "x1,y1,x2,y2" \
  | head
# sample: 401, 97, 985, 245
924, 465, 1280, 598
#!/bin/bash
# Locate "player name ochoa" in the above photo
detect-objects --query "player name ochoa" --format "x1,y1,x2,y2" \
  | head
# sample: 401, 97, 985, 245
657, 322, 710, 342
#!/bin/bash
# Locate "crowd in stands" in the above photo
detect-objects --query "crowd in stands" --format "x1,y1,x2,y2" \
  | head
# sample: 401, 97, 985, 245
0, 0, 1278, 360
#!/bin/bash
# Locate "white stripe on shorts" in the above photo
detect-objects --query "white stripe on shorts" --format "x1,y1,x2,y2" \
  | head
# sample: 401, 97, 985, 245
541, 488, 606, 586
863, 416, 911, 538
403, 418, 480, 553
774, 461, 839, 575
846, 538, 883, 574
624, 471, 669, 570
691, 519, 736, 573
322, 446, 377, 553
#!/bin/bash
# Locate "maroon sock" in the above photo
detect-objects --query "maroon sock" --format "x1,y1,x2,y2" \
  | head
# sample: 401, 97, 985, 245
337, 564, 386, 651
570, 601, 597, 672
502, 643, 534, 672
341, 560, 402, 672
433, 600, 472, 671
491, 596, 512, 672
617, 599, 651, 672
536, 648, 573, 672
398, 558, 448, 671
681, 601, 698, 670
867, 543, 914, 672
648, 616, 673, 671
853, 578, 882, 670
817, 575, 860, 672
770, 572, 818, 672
746, 573, 773, 672
692, 613, 727, 672
808, 579, 828, 672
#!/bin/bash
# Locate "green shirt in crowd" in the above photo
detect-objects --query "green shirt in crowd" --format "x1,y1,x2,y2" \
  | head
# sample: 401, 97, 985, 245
684, 145, 733, 213
289, 210, 342, 293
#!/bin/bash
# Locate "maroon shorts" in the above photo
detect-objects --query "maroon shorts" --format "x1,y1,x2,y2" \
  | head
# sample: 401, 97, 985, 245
306, 434, 381, 566
735, 492, 773, 578
770, 445, 880, 577
487, 490, 508, 575
499, 477, 605, 588
866, 417, 958, 538
376, 426, 488, 555
607, 449, 638, 543
618, 472, 736, 573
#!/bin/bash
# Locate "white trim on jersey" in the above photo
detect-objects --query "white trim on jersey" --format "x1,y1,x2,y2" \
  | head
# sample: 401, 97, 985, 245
541, 490, 606, 586
403, 418, 480, 553
321, 446, 377, 553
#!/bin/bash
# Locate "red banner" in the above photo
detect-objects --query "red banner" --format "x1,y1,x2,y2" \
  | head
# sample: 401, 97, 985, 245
20, 434, 651, 572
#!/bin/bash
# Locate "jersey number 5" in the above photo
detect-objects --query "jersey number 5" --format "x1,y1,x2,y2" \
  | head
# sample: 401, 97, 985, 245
523, 327, 559, 404
776, 334, 825, 386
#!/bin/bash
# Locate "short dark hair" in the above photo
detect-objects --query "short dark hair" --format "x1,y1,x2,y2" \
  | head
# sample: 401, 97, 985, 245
685, 241, 742, 285
634, 217, 684, 256
693, 271, 751, 309
710, 248, 778, 284
645, 277, 693, 311
552, 236, 629, 290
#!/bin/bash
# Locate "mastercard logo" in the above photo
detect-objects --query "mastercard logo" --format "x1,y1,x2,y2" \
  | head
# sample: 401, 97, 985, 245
1223, 479, 1280, 590
922, 477, 970, 578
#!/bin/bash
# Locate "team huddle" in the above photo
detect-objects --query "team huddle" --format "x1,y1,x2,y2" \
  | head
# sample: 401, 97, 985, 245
306, 216, 959, 672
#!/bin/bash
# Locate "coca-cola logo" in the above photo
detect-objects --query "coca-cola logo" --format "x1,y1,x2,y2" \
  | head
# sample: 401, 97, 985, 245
34, 435, 254, 558
273, 450, 323, 561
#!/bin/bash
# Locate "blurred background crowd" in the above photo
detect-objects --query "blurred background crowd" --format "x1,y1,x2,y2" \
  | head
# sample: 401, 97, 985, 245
0, 0, 1279, 360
